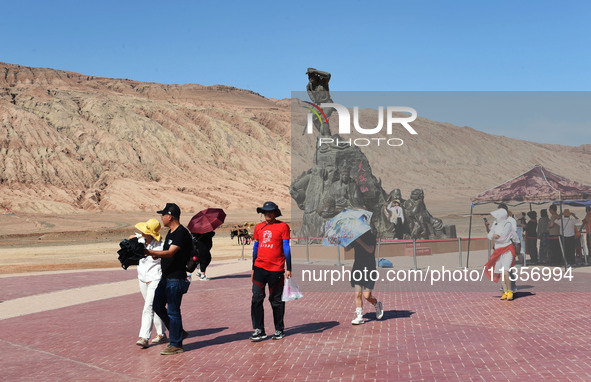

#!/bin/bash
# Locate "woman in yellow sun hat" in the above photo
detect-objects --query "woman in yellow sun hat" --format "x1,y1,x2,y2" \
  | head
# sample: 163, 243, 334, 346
132, 218, 167, 348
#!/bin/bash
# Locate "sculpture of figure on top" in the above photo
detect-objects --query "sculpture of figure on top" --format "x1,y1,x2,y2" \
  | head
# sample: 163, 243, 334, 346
306, 67, 334, 137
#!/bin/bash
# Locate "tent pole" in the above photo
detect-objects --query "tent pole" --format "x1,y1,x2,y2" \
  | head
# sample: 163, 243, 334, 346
558, 199, 568, 270
466, 203, 474, 268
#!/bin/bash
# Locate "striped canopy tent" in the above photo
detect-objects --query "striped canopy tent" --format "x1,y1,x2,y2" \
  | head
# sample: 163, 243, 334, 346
472, 165, 591, 204
466, 165, 591, 267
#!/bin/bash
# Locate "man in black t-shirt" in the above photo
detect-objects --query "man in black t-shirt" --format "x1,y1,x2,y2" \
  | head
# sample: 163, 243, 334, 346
147, 203, 193, 355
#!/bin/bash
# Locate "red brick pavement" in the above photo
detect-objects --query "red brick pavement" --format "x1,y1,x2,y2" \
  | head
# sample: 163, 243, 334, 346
0, 263, 225, 301
1, 265, 591, 381
0, 269, 133, 301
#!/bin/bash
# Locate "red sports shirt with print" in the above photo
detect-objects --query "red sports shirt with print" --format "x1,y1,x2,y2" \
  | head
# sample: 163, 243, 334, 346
253, 221, 290, 272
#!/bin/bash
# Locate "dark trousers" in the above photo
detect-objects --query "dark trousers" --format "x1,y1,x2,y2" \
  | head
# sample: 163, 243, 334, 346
153, 278, 185, 347
199, 251, 211, 273
549, 236, 563, 265
251, 266, 285, 332
395, 218, 404, 240
564, 236, 576, 265
526, 237, 538, 263
539, 233, 549, 263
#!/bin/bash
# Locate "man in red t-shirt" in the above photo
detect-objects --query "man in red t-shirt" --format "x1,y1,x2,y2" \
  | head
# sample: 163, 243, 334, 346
250, 201, 292, 342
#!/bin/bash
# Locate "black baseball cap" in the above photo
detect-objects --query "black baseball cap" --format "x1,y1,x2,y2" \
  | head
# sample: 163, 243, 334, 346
157, 203, 181, 220
256, 201, 282, 217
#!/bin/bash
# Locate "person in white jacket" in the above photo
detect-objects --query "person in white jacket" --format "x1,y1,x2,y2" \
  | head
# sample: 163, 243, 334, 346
133, 218, 167, 348
484, 208, 519, 300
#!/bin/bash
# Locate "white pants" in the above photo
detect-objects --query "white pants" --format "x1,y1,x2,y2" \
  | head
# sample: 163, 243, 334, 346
494, 251, 513, 273
138, 279, 165, 339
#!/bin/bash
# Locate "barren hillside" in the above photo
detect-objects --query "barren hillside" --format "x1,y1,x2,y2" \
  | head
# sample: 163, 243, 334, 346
1, 62, 590, 217
1, 62, 291, 213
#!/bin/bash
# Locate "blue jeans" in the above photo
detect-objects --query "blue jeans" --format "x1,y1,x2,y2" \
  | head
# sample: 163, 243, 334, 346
153, 278, 185, 347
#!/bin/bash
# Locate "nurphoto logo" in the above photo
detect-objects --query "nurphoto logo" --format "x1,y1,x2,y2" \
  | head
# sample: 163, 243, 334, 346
303, 102, 418, 147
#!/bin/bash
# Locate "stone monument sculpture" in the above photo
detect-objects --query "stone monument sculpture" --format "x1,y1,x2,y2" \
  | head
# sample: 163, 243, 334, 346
290, 68, 450, 241
403, 189, 446, 239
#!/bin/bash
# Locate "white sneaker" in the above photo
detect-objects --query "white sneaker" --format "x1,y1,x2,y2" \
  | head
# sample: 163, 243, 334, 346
375, 301, 384, 320
199, 274, 209, 281
351, 315, 364, 325
151, 334, 168, 344
136, 337, 149, 348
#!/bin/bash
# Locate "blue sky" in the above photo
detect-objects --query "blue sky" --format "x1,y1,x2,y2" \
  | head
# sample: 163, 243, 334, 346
1, 1, 590, 145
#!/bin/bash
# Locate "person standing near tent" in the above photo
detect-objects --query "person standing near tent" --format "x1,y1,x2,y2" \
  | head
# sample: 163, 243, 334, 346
512, 211, 526, 261
547, 205, 562, 265
583, 206, 591, 257
554, 209, 581, 266
484, 208, 519, 301
537, 209, 550, 264
525, 211, 538, 264
518, 212, 527, 227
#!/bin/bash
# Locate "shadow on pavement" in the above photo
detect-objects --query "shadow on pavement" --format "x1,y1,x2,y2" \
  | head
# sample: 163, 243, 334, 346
212, 273, 251, 280
492, 292, 535, 300
286, 321, 340, 335
188, 327, 228, 337
513, 291, 535, 300
375, 310, 414, 321
184, 330, 252, 351
185, 321, 340, 351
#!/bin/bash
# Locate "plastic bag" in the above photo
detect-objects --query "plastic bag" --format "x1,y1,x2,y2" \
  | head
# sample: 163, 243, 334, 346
282, 278, 303, 301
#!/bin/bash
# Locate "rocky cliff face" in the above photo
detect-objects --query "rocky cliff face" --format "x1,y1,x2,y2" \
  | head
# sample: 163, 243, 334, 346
0, 63, 291, 213
1, 62, 590, 215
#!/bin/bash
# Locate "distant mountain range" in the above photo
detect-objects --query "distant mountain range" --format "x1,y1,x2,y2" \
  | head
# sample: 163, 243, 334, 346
1, 62, 590, 214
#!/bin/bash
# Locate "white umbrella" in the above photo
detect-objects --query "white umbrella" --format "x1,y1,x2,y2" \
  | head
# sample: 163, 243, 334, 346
323, 208, 373, 247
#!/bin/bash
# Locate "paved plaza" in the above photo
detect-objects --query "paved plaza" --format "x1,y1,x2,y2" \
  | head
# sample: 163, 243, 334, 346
1, 256, 591, 381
